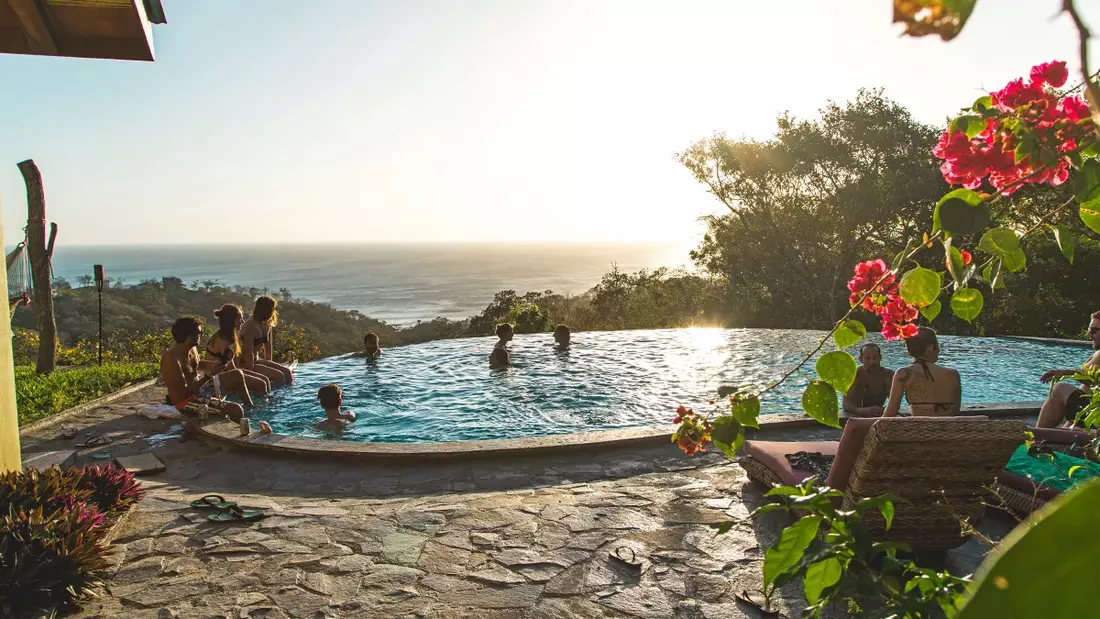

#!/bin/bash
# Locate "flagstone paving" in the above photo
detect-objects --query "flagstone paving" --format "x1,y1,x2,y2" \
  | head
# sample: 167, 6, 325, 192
18, 387, 1005, 619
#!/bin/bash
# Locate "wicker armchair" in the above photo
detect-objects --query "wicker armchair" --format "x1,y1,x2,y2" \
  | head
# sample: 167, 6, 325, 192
740, 416, 1027, 551
993, 426, 1095, 517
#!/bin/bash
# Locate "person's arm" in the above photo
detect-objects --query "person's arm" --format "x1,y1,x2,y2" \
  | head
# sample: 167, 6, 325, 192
163, 353, 214, 405
949, 369, 962, 416
883, 368, 908, 417
1040, 369, 1078, 383
338, 410, 357, 421
264, 328, 273, 362
238, 327, 256, 370
843, 375, 868, 416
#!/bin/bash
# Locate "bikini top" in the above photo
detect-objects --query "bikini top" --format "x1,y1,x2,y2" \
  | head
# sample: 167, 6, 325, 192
907, 358, 956, 412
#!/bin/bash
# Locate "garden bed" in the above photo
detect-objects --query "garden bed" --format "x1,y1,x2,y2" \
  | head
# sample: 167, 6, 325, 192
14, 363, 158, 426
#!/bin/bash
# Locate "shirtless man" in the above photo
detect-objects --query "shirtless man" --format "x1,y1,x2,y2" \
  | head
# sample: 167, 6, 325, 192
843, 343, 894, 417
1036, 311, 1100, 428
160, 317, 245, 422
884, 327, 961, 417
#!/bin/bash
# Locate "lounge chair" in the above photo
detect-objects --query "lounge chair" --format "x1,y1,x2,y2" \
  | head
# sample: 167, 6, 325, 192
739, 416, 1026, 550
993, 426, 1095, 517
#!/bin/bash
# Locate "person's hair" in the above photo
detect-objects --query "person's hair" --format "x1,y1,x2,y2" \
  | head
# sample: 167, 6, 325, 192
496, 323, 514, 338
317, 384, 342, 409
858, 342, 880, 357
904, 326, 939, 358
1092, 310, 1100, 321
171, 317, 202, 343
213, 304, 243, 353
490, 347, 510, 366
253, 296, 279, 327
364, 332, 379, 346
554, 324, 570, 337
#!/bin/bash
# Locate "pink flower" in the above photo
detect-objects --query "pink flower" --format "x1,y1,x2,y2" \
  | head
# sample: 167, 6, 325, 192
900, 324, 920, 339
1030, 61, 1068, 88
1060, 96, 1091, 121
882, 323, 902, 341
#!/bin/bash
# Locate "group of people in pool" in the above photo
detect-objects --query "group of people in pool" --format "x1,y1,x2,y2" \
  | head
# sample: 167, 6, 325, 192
489, 323, 572, 369
159, 296, 297, 423
846, 310, 1100, 426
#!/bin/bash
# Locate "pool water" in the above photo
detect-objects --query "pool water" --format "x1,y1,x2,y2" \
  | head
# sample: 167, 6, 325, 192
249, 328, 1089, 443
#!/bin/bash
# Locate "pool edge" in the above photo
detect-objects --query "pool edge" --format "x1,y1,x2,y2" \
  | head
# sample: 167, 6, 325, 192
196, 401, 1042, 462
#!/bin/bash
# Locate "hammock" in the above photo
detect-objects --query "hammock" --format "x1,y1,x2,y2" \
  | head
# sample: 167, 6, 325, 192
7, 241, 31, 319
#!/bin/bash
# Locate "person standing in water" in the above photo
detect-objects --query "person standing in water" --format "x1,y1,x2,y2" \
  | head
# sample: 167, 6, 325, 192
883, 327, 961, 417
363, 332, 382, 359
843, 343, 894, 417
553, 324, 571, 350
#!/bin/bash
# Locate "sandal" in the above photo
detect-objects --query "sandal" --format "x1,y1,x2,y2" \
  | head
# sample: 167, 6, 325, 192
60, 427, 78, 440
208, 505, 266, 522
609, 546, 643, 571
190, 494, 238, 510
76, 435, 110, 448
734, 589, 780, 616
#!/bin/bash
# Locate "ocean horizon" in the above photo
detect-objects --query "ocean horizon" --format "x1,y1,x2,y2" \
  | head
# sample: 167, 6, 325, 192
44, 242, 691, 326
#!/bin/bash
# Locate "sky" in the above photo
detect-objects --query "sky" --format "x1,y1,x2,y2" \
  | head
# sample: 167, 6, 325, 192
0, 0, 1097, 248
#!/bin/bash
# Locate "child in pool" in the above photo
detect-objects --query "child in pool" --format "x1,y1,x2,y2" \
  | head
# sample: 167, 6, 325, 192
315, 384, 357, 433
362, 332, 381, 359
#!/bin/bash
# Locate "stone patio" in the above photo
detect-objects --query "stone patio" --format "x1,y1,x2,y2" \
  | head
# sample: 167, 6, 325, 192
18, 387, 1012, 619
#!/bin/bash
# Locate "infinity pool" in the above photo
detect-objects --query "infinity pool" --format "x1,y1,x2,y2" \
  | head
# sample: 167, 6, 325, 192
249, 328, 1087, 443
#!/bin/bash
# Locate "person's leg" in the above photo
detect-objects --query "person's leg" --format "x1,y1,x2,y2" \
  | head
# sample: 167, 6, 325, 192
239, 368, 271, 394
258, 359, 294, 384
1037, 383, 1077, 427
218, 369, 255, 407
252, 361, 290, 387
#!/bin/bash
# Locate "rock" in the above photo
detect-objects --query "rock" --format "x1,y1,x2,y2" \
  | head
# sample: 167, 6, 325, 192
240, 607, 289, 619
421, 574, 480, 593
267, 586, 328, 618
381, 532, 428, 566
704, 498, 735, 510
468, 566, 526, 585
417, 541, 472, 576
434, 531, 476, 551
395, 510, 447, 533
470, 532, 500, 547
560, 508, 657, 532
657, 568, 688, 595
566, 533, 616, 551
259, 539, 314, 554
448, 584, 544, 609
283, 506, 349, 517
361, 564, 425, 587
157, 608, 177, 619
320, 553, 373, 573
544, 564, 587, 595
114, 556, 165, 584
236, 592, 268, 606
660, 504, 729, 525
300, 572, 332, 596
277, 526, 331, 547
358, 540, 383, 555
119, 581, 210, 607
114, 453, 166, 475
531, 597, 610, 619
693, 573, 729, 602
227, 530, 270, 545
451, 509, 520, 530
516, 563, 567, 583
597, 586, 675, 618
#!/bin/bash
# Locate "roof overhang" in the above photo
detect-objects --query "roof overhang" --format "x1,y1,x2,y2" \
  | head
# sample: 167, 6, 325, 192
0, 0, 166, 62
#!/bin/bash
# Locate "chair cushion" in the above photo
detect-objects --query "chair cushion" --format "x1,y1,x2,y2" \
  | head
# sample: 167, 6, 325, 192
742, 440, 839, 486
826, 415, 991, 491
1029, 426, 1093, 447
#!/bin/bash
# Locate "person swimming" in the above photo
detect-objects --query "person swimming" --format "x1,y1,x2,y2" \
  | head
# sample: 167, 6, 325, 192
363, 332, 382, 359
883, 327, 961, 417
489, 346, 510, 369
315, 383, 357, 433
494, 323, 514, 349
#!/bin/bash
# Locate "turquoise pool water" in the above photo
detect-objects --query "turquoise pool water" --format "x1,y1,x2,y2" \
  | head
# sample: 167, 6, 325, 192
250, 328, 1089, 443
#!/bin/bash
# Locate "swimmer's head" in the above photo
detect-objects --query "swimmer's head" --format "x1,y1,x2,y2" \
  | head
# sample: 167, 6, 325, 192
553, 324, 571, 346
495, 323, 514, 342
318, 383, 342, 410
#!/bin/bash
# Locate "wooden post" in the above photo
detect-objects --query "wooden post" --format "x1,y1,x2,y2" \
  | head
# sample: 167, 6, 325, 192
0, 194, 22, 472
18, 160, 56, 374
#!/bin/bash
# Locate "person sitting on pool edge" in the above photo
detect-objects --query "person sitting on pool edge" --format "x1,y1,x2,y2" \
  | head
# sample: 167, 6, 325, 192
1036, 310, 1100, 428
315, 383, 357, 433
363, 332, 382, 359
883, 326, 961, 417
495, 323, 514, 349
489, 346, 510, 369
161, 316, 245, 422
843, 343, 894, 418
553, 324, 571, 350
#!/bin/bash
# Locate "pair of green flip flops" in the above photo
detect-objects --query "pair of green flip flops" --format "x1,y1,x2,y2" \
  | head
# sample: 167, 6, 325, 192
189, 494, 266, 522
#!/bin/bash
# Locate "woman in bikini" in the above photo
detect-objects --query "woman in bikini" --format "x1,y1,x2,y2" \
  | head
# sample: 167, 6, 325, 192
239, 296, 294, 387
884, 326, 962, 417
203, 304, 270, 404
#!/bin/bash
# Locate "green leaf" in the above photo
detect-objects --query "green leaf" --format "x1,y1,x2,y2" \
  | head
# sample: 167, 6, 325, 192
933, 188, 990, 237
710, 415, 744, 460
815, 351, 857, 393
1052, 225, 1075, 264
764, 486, 803, 497
803, 557, 842, 605
801, 380, 840, 429
983, 260, 1005, 291
920, 299, 942, 322
710, 520, 736, 535
763, 515, 822, 592
898, 267, 940, 308
951, 288, 984, 323
972, 95, 992, 112
1068, 465, 1083, 479
730, 396, 760, 430
751, 503, 790, 518
1074, 159, 1100, 208
978, 227, 1020, 256
944, 240, 965, 286
957, 480, 1100, 619
1080, 206, 1100, 236
1002, 247, 1027, 272
834, 320, 866, 349
950, 115, 983, 140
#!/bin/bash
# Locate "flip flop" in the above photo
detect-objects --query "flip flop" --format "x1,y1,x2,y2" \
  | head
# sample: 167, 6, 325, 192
190, 494, 238, 510
76, 435, 110, 448
59, 427, 78, 440
609, 546, 643, 571
208, 505, 266, 522
734, 589, 780, 616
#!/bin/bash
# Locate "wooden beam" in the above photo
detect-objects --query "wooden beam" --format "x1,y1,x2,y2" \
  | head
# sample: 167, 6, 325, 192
0, 195, 22, 473
6, 0, 57, 55
18, 159, 56, 374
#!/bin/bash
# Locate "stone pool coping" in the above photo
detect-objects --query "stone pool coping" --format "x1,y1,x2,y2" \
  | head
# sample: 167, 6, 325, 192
197, 400, 1042, 462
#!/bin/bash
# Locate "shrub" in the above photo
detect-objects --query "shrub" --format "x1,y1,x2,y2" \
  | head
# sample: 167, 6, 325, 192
0, 467, 98, 525
0, 505, 111, 615
14, 363, 158, 426
75, 465, 145, 517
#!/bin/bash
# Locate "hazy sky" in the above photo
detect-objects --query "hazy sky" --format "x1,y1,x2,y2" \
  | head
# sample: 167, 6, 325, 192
0, 0, 1097, 247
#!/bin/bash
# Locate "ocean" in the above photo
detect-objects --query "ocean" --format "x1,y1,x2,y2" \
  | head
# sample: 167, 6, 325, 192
46, 243, 689, 326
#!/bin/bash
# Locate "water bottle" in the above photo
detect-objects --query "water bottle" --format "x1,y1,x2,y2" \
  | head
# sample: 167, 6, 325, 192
240, 417, 251, 437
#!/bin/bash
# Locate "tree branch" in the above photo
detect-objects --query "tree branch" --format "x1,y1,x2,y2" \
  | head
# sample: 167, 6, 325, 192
1064, 0, 1100, 122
